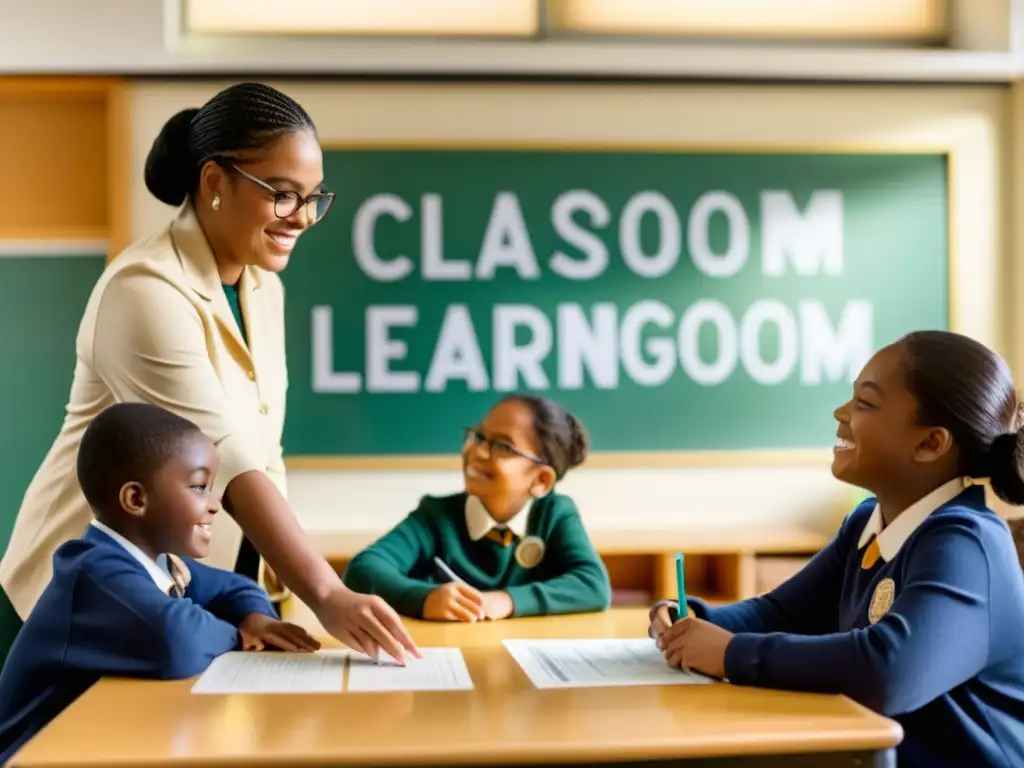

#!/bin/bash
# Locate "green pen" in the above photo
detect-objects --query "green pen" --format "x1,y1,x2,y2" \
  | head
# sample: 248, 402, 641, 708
675, 553, 686, 622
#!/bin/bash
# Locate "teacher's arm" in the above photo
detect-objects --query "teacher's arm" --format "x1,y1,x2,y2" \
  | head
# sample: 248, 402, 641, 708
91, 271, 419, 663
264, 300, 289, 501
261, 336, 290, 601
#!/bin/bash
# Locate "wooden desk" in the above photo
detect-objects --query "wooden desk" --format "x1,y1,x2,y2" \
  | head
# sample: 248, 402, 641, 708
11, 609, 901, 768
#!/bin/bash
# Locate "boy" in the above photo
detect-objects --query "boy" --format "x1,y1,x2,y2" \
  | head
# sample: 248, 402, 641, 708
0, 403, 318, 763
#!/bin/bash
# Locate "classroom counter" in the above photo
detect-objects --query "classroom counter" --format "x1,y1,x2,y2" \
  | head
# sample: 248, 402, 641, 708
10, 608, 902, 768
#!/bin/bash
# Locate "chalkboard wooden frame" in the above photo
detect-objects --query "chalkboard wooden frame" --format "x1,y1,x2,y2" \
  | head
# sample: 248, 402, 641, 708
283, 140, 955, 471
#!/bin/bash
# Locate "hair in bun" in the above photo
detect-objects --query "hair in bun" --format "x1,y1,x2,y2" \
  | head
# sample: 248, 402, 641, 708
901, 330, 1024, 504
142, 82, 316, 207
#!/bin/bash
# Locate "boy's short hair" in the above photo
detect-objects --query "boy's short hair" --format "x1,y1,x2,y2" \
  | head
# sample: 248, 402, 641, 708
77, 403, 203, 516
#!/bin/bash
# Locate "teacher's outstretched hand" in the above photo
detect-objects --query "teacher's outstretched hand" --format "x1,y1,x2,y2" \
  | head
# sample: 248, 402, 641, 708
227, 471, 420, 663
0, 82, 419, 663
322, 591, 418, 663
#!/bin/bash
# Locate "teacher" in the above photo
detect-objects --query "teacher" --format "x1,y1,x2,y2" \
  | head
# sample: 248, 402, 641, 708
0, 82, 418, 663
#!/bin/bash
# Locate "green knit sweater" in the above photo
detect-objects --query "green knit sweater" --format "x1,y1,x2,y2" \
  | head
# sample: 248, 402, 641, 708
343, 492, 611, 618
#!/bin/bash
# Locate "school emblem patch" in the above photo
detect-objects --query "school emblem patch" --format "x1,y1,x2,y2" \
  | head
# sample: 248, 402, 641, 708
869, 578, 896, 624
515, 535, 546, 569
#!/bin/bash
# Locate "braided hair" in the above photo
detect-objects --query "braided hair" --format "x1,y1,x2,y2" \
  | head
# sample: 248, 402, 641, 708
144, 82, 316, 206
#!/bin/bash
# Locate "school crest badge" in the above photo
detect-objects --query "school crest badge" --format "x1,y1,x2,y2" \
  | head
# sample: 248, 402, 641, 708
515, 535, 546, 569
868, 578, 896, 624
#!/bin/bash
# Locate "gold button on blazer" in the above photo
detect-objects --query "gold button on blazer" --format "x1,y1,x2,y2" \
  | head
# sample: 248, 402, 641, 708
0, 202, 289, 618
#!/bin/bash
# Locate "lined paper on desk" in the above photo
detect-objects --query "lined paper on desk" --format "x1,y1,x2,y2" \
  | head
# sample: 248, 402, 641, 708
348, 648, 474, 692
191, 650, 347, 694
503, 638, 713, 689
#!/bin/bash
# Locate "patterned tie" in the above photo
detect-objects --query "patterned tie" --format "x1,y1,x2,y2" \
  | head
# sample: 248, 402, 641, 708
861, 535, 881, 570
165, 555, 190, 597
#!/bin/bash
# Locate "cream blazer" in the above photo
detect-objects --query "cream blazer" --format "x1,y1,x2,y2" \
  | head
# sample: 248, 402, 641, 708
0, 202, 289, 619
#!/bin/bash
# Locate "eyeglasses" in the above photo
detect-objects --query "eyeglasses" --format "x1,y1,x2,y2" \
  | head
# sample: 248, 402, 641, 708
463, 427, 545, 465
213, 157, 335, 223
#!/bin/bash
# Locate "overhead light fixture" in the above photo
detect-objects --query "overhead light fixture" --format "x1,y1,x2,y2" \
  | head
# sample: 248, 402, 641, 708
183, 0, 540, 36
547, 0, 945, 40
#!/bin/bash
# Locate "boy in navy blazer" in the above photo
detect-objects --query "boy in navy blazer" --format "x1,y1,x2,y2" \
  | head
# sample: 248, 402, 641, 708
0, 403, 319, 763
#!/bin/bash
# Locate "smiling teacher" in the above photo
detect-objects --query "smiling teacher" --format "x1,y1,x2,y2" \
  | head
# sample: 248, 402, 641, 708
0, 82, 418, 663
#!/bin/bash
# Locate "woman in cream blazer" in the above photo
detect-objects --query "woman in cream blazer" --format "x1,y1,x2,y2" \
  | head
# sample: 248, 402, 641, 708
0, 83, 417, 663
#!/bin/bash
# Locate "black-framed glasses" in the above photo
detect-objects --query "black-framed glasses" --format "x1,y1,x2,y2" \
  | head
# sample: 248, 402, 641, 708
213, 157, 335, 223
463, 427, 545, 465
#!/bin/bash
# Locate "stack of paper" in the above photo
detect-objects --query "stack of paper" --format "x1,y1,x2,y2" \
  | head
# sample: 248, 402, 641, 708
192, 650, 348, 694
503, 638, 714, 689
191, 639, 712, 694
191, 648, 474, 694
349, 648, 474, 692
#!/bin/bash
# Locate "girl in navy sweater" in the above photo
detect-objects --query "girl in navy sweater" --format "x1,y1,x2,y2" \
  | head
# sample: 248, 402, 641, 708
651, 331, 1024, 768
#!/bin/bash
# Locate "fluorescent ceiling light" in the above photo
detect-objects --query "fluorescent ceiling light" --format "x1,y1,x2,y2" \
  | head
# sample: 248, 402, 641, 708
183, 0, 539, 36
547, 0, 945, 39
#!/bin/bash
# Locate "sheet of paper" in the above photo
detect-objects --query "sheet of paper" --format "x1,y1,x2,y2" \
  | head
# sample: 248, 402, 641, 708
191, 650, 348, 694
503, 638, 714, 689
347, 647, 474, 692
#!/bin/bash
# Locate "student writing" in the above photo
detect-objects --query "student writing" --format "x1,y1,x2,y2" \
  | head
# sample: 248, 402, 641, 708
0, 403, 318, 764
650, 331, 1024, 768
343, 395, 611, 621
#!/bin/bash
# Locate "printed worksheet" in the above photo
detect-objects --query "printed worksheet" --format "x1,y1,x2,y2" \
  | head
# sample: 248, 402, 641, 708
191, 650, 348, 694
503, 638, 714, 689
347, 647, 474, 692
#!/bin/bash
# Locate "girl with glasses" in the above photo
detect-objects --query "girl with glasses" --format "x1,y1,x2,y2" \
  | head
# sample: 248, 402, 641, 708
344, 395, 611, 621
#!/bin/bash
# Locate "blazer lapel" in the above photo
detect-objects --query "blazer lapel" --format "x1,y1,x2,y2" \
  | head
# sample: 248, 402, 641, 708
211, 292, 251, 369
170, 202, 253, 370
238, 266, 266, 382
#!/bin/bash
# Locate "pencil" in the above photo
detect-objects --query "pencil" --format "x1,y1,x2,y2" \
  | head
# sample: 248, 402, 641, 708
675, 553, 686, 622
433, 556, 465, 584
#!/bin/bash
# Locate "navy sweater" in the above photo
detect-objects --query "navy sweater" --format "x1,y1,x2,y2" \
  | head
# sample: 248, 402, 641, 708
665, 486, 1024, 767
0, 526, 275, 764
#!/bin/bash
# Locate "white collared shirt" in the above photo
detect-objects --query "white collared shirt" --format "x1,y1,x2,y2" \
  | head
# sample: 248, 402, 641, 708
856, 477, 968, 562
464, 495, 530, 542
90, 519, 176, 594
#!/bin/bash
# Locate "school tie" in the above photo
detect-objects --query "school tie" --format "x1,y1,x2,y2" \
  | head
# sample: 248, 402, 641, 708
165, 555, 190, 597
485, 528, 514, 548
861, 536, 881, 570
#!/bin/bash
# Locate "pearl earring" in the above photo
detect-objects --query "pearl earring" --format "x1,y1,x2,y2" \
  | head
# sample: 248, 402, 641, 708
212, 196, 221, 211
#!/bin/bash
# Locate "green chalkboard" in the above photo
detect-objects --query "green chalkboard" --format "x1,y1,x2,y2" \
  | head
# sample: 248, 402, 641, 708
0, 254, 104, 550
281, 149, 948, 458
0, 253, 105, 655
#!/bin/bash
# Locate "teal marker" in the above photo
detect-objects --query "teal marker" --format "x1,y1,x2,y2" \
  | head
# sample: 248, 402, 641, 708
675, 553, 686, 622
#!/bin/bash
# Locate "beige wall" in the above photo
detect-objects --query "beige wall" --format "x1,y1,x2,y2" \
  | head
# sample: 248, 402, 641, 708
128, 81, 1010, 534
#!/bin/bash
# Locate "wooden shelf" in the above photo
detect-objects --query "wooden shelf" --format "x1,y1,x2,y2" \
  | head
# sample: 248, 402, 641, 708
0, 77, 129, 255
308, 526, 829, 606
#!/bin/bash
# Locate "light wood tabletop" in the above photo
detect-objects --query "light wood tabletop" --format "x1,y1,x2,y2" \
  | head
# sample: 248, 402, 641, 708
11, 609, 902, 768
